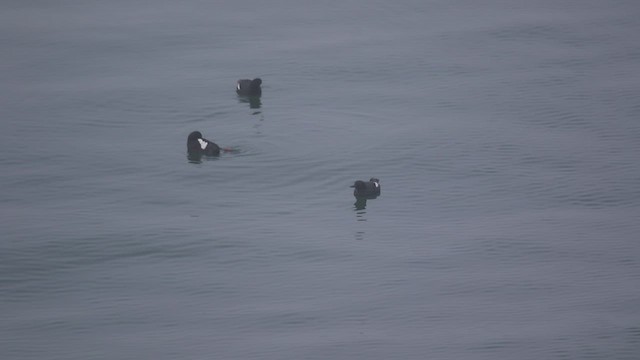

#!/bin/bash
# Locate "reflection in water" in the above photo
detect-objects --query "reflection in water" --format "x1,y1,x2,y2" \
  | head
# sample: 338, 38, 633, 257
187, 148, 241, 163
188, 152, 203, 164
354, 205, 367, 240
353, 193, 379, 210
187, 152, 219, 164
354, 197, 368, 210
238, 96, 262, 110
353, 194, 380, 240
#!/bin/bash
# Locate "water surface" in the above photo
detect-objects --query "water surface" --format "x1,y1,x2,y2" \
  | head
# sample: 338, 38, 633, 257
2, 1, 640, 359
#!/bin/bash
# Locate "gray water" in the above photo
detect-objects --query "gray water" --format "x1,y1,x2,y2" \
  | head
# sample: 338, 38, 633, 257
2, 1, 640, 359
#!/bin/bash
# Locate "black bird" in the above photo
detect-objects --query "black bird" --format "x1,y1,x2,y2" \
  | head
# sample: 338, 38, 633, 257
236, 78, 262, 96
187, 131, 221, 156
351, 178, 381, 198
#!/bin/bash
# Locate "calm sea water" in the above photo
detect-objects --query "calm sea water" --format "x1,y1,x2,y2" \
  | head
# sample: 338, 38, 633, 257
2, 1, 640, 359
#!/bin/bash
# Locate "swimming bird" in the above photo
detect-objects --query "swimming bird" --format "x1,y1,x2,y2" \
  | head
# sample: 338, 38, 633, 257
236, 78, 262, 96
187, 131, 221, 156
351, 178, 381, 197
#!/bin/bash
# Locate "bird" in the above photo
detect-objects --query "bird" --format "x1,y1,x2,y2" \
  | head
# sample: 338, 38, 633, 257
236, 78, 262, 96
350, 178, 381, 197
187, 131, 221, 156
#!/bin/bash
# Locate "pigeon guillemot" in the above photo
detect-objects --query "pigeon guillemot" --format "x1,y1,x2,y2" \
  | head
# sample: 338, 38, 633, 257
236, 78, 262, 96
351, 178, 381, 198
187, 131, 221, 156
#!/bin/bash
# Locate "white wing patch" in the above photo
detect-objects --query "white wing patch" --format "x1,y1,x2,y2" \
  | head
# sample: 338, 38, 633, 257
374, 182, 379, 188
237, 83, 241, 90
198, 138, 208, 150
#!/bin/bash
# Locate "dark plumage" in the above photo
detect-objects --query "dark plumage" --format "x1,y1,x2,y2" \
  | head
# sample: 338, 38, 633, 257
350, 178, 381, 198
187, 131, 221, 156
236, 78, 262, 96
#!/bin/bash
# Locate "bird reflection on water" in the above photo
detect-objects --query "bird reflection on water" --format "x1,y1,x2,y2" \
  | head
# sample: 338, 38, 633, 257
354, 196, 368, 211
238, 96, 262, 110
